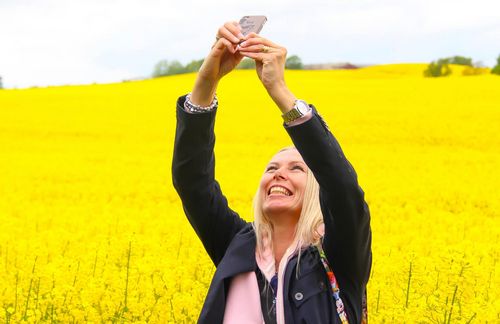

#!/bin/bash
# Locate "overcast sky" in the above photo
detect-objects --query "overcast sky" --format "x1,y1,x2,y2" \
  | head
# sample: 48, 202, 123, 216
1, 0, 499, 88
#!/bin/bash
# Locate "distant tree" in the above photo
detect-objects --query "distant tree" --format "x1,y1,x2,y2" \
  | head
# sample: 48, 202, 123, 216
424, 55, 477, 77
184, 59, 204, 73
166, 60, 185, 75
285, 55, 303, 69
424, 59, 452, 77
152, 60, 170, 77
152, 60, 189, 77
447, 56, 473, 66
152, 58, 206, 77
150, 55, 304, 76
438, 59, 452, 76
491, 55, 500, 75
0, 76, 3, 89
236, 58, 256, 69
424, 62, 440, 77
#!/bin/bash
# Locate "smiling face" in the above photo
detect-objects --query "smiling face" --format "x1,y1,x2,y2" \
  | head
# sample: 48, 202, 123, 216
259, 148, 308, 222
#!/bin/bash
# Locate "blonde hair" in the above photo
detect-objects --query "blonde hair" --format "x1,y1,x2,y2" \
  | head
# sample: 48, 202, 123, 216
252, 147, 324, 257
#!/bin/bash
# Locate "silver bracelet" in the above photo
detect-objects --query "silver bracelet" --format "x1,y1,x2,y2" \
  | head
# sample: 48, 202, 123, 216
184, 93, 218, 113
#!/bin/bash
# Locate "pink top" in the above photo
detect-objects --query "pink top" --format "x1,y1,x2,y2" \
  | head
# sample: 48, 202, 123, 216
223, 271, 264, 324
223, 224, 325, 323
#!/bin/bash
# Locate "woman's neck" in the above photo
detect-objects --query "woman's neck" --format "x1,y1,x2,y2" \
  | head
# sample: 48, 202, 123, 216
272, 222, 296, 269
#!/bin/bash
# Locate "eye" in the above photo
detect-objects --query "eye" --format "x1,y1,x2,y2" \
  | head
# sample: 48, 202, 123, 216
291, 165, 305, 172
265, 166, 277, 172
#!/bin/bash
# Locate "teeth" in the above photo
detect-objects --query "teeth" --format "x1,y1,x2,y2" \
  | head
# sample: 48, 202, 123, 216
269, 186, 292, 196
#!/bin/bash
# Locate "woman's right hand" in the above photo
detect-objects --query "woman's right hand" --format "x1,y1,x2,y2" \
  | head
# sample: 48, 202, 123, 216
191, 22, 245, 106
201, 21, 245, 81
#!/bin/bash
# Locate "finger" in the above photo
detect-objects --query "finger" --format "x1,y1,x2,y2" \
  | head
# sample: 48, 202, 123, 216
229, 21, 244, 36
212, 37, 236, 53
239, 37, 281, 49
217, 25, 241, 44
223, 21, 245, 42
237, 44, 277, 53
219, 37, 237, 53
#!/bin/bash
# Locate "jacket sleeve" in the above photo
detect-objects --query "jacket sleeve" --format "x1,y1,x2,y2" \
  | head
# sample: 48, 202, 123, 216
285, 106, 372, 287
171, 95, 247, 266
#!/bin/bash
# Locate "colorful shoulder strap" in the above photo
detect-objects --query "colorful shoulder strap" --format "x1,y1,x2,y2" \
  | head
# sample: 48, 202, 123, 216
316, 244, 368, 324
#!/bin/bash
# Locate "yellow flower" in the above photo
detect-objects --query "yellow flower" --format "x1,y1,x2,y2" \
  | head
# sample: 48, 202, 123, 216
0, 65, 498, 322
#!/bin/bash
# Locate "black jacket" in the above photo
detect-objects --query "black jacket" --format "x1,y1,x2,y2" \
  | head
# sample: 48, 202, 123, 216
172, 95, 372, 323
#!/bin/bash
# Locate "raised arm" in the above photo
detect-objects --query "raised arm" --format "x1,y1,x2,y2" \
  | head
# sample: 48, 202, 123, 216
285, 112, 372, 286
239, 34, 372, 286
172, 22, 249, 266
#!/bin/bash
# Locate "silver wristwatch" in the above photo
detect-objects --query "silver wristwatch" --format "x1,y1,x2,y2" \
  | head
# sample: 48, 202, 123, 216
282, 99, 311, 124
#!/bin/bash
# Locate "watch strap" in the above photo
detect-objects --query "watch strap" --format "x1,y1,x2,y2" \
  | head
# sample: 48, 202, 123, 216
282, 108, 303, 123
282, 100, 310, 124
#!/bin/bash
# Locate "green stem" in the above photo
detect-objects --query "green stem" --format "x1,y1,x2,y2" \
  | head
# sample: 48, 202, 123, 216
14, 271, 19, 313
93, 250, 98, 277
23, 256, 38, 320
170, 299, 176, 323
124, 241, 131, 310
23, 278, 33, 320
405, 261, 412, 308
376, 289, 380, 313
35, 277, 41, 312
176, 232, 183, 260
465, 312, 476, 324
5, 244, 8, 273
447, 285, 458, 324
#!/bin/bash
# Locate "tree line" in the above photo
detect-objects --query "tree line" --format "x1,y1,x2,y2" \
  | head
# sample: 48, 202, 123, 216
424, 54, 500, 77
152, 55, 303, 78
152, 53, 500, 79
2, 54, 499, 89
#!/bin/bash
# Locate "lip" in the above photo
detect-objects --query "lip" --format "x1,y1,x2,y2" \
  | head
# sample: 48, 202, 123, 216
267, 184, 293, 197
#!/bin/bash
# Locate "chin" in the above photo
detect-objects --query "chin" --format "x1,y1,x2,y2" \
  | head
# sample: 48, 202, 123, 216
263, 202, 300, 218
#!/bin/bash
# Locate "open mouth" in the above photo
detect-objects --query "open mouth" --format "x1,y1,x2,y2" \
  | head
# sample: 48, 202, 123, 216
268, 185, 292, 196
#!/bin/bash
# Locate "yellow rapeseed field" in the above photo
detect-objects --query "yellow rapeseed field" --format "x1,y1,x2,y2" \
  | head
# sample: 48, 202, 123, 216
0, 64, 499, 323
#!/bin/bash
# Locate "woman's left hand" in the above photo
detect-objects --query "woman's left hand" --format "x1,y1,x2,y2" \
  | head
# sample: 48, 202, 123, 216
238, 33, 296, 112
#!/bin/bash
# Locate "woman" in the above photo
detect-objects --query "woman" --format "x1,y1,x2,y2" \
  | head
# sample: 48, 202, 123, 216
172, 21, 372, 324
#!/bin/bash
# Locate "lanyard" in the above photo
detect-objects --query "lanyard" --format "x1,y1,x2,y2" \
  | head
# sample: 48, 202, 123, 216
316, 244, 368, 324
316, 244, 350, 323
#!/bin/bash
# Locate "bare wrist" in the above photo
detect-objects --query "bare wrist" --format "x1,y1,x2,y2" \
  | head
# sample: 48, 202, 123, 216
191, 77, 218, 106
267, 84, 296, 114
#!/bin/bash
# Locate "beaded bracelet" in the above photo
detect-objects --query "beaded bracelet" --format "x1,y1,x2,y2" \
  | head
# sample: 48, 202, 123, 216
184, 93, 218, 113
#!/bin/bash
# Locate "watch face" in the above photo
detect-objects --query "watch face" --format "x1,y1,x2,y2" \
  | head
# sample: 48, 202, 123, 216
296, 100, 309, 114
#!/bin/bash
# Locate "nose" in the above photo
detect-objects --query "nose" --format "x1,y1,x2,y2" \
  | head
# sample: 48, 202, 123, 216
273, 168, 287, 180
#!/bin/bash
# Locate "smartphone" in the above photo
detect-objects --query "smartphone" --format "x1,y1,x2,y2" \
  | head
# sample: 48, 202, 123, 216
239, 16, 267, 36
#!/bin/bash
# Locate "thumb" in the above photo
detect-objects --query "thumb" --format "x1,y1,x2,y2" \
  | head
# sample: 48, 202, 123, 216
212, 37, 237, 55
